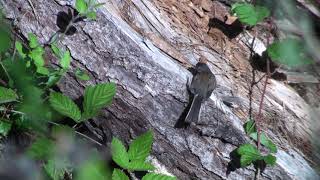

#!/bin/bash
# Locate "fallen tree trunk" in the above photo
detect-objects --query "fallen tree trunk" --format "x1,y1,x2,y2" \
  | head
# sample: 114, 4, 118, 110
1, 0, 319, 179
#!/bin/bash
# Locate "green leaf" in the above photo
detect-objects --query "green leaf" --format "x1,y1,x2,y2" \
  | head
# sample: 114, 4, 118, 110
29, 46, 45, 67
0, 86, 17, 103
142, 173, 177, 180
0, 119, 12, 136
46, 74, 62, 87
87, 11, 97, 20
0, 24, 11, 53
82, 82, 116, 120
15, 41, 26, 58
249, 132, 277, 153
111, 137, 129, 169
36, 66, 50, 75
267, 38, 313, 67
76, 0, 88, 14
263, 154, 276, 166
231, 3, 269, 26
128, 130, 153, 161
76, 158, 110, 180
28, 33, 39, 48
60, 50, 71, 69
75, 68, 90, 81
127, 160, 155, 171
112, 169, 129, 180
237, 143, 262, 167
51, 43, 61, 58
27, 137, 55, 160
49, 92, 81, 122
44, 159, 66, 180
244, 119, 256, 135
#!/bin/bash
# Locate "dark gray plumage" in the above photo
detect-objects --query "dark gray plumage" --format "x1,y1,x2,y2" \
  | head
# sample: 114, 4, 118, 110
185, 62, 217, 124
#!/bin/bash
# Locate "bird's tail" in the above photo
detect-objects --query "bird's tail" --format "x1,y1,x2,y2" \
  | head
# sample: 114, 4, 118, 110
185, 94, 202, 124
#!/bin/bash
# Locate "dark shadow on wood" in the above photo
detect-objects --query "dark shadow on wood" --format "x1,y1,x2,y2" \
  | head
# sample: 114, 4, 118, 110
208, 18, 243, 39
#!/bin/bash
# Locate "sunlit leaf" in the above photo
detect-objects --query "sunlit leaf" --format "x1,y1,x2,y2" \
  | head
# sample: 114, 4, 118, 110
28, 33, 39, 48
75, 68, 90, 81
128, 130, 153, 161
76, 0, 88, 14
142, 173, 177, 180
0, 86, 17, 104
0, 119, 12, 136
111, 137, 129, 169
112, 169, 129, 180
49, 92, 81, 122
237, 143, 262, 167
249, 132, 277, 153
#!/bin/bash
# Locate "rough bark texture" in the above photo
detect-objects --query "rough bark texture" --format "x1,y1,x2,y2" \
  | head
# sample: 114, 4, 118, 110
1, 0, 319, 179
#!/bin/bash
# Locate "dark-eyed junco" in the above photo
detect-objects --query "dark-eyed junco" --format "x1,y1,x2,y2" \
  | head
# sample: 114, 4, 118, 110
185, 58, 217, 123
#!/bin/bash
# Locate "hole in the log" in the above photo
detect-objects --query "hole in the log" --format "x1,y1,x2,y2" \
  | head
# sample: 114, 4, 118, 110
226, 149, 241, 176
56, 8, 84, 36
208, 18, 243, 39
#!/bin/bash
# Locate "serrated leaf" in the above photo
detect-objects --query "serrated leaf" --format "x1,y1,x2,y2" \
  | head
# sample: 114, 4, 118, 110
112, 169, 129, 180
0, 119, 12, 136
76, 0, 88, 14
49, 92, 81, 122
267, 38, 313, 67
87, 11, 97, 20
15, 41, 26, 58
127, 160, 155, 171
60, 50, 71, 69
0, 86, 17, 103
28, 33, 39, 48
263, 154, 276, 166
111, 137, 129, 169
142, 173, 177, 180
231, 3, 269, 26
75, 68, 90, 81
244, 119, 256, 135
27, 138, 55, 160
82, 82, 116, 120
249, 132, 277, 153
128, 130, 153, 161
237, 143, 262, 167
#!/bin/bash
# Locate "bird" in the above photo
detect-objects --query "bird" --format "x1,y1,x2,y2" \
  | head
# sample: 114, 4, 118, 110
185, 58, 217, 124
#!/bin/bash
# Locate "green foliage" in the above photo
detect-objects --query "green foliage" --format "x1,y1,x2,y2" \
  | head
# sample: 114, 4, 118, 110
244, 119, 256, 135
15, 41, 26, 58
82, 82, 116, 120
237, 143, 262, 167
231, 3, 270, 26
49, 92, 82, 122
267, 38, 313, 67
112, 169, 129, 180
110, 130, 168, 177
75, 0, 104, 20
111, 137, 130, 169
27, 138, 55, 160
75, 68, 90, 81
142, 173, 177, 180
44, 158, 67, 180
0, 86, 17, 103
76, 158, 111, 180
76, 0, 88, 14
249, 132, 277, 153
28, 33, 40, 48
60, 50, 71, 69
128, 130, 153, 161
0, 119, 12, 136
263, 154, 276, 166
